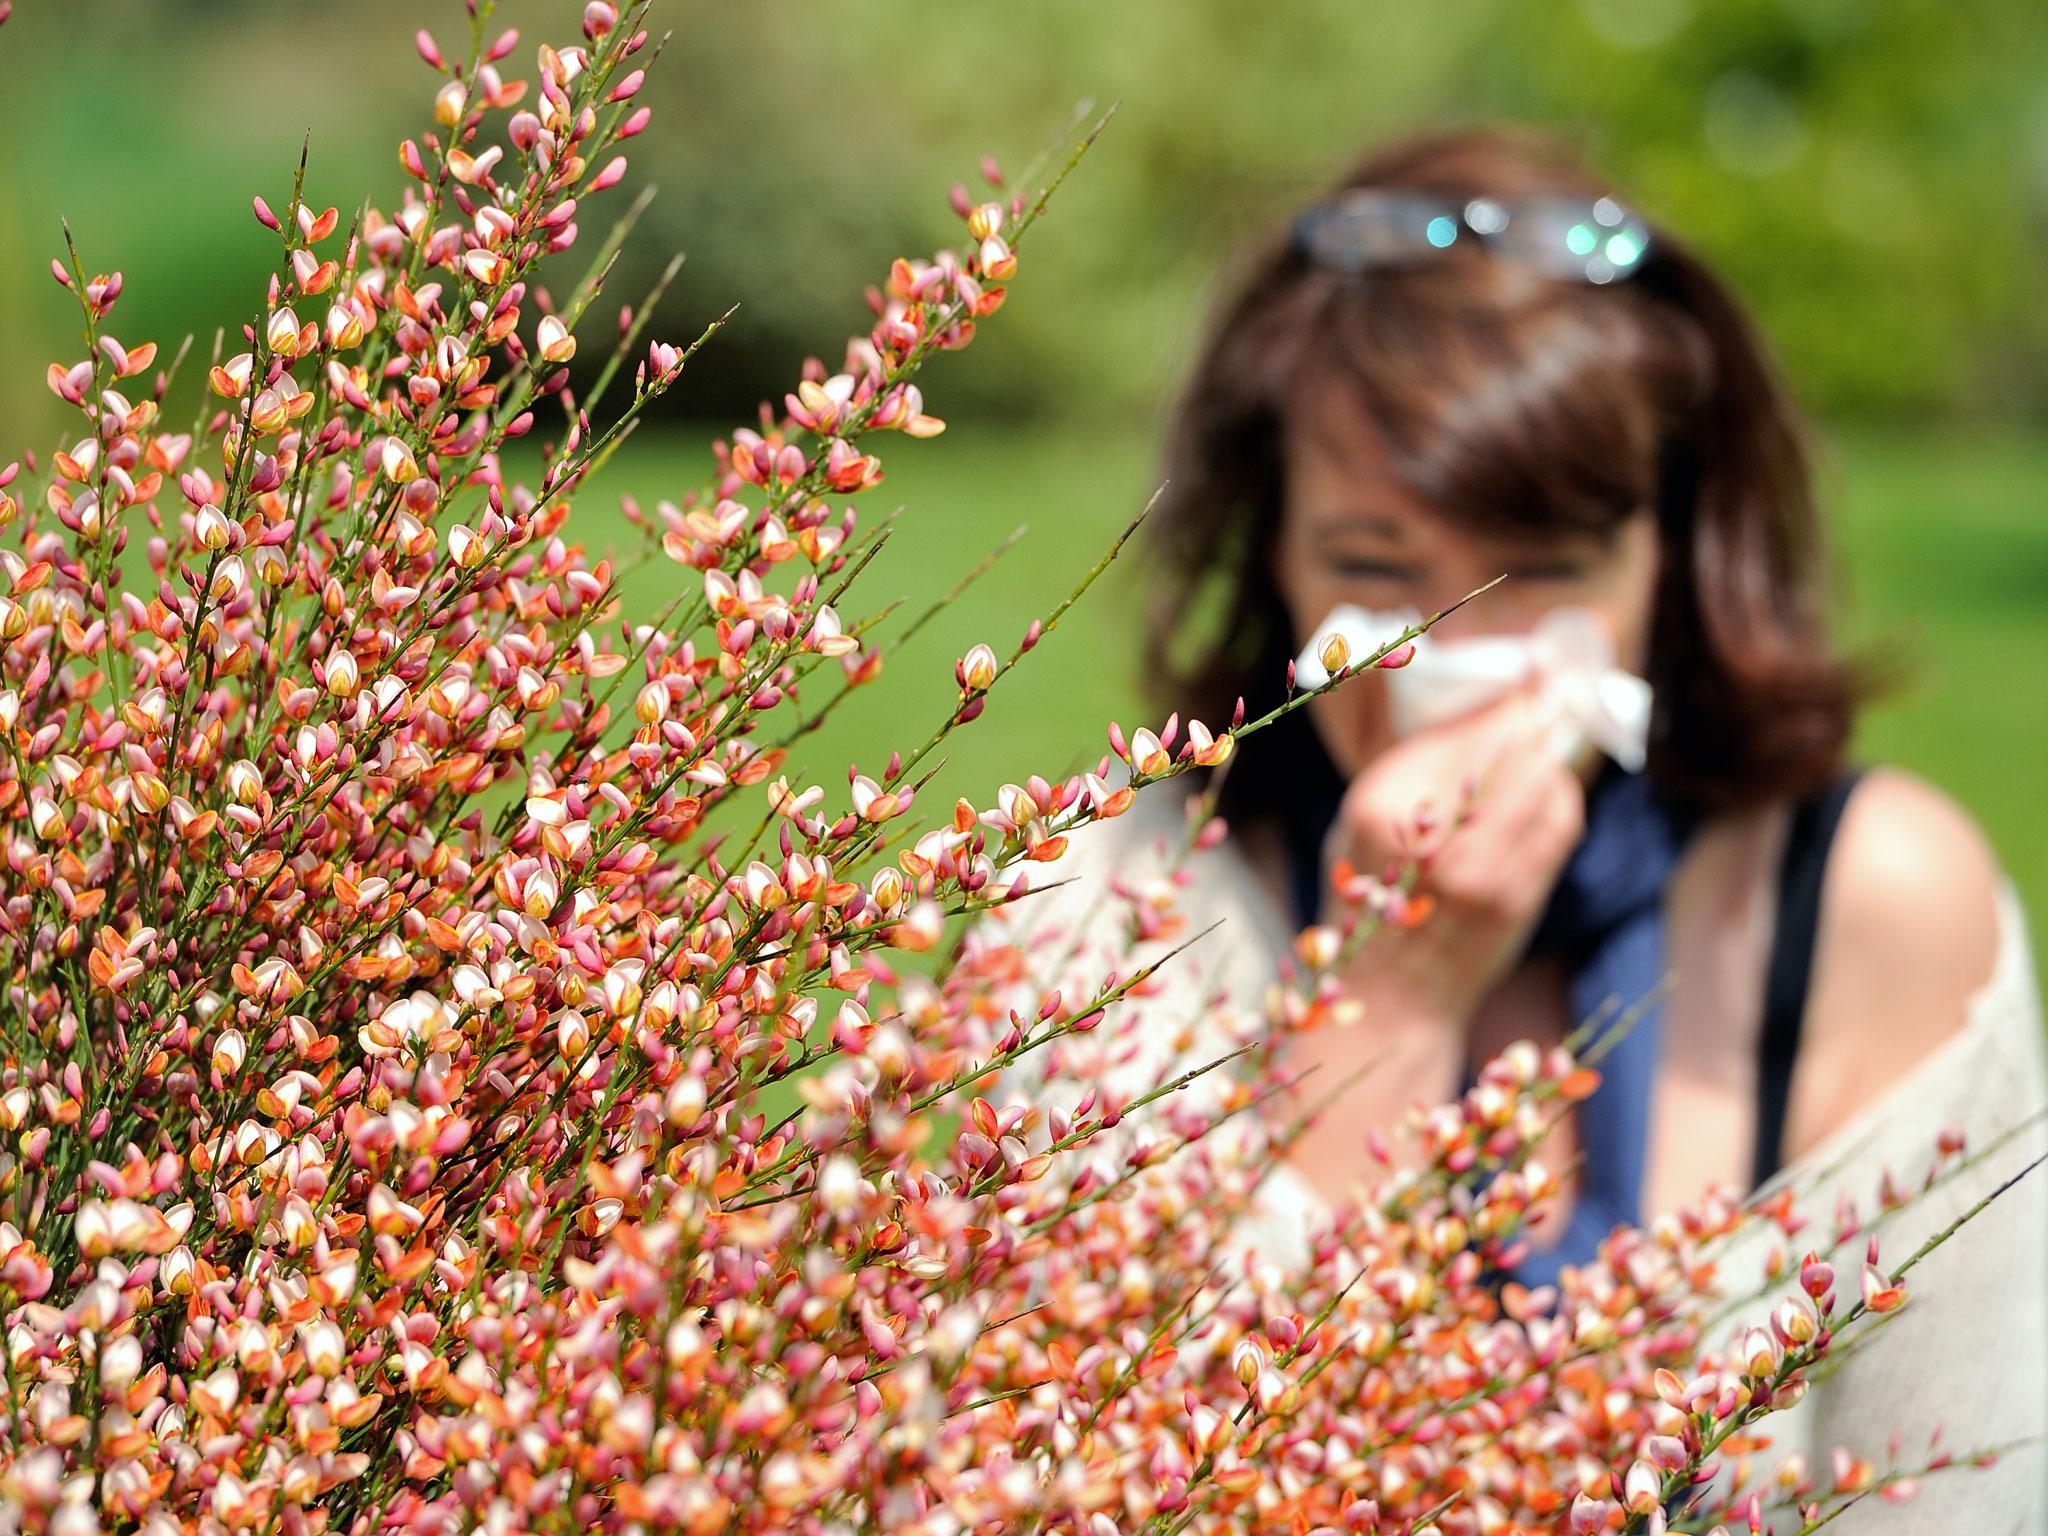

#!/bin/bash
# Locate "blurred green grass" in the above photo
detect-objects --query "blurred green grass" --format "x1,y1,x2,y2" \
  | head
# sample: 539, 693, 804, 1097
587, 422, 2047, 958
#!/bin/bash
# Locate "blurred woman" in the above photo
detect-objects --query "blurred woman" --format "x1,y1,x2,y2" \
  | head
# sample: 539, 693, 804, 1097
1014, 127, 2045, 1528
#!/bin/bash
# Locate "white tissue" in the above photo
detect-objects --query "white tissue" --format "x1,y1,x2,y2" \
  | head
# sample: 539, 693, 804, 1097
1293, 603, 1653, 772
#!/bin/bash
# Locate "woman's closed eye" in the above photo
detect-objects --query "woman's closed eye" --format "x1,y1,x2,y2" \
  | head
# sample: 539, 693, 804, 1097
1506, 557, 1593, 583
1329, 554, 1420, 582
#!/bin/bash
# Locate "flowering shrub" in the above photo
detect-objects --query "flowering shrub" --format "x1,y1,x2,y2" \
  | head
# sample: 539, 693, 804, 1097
0, 5, 2019, 1534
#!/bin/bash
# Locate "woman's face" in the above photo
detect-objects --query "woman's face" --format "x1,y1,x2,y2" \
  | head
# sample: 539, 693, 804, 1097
1275, 393, 1662, 781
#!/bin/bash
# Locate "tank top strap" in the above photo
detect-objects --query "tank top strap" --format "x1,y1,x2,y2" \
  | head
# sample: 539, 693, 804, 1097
1750, 770, 1865, 1187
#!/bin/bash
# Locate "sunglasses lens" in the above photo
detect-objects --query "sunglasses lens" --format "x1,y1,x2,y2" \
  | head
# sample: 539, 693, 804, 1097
1463, 198, 1510, 235
1297, 192, 1650, 284
1496, 200, 1652, 282
1297, 194, 1458, 269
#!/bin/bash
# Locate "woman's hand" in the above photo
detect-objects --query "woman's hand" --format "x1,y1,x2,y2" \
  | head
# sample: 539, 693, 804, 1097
1279, 688, 1588, 1208
1326, 686, 1586, 1031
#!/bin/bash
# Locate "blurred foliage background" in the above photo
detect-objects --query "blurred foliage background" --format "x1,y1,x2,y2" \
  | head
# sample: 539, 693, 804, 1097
6, 0, 2048, 425
1, 0, 2044, 944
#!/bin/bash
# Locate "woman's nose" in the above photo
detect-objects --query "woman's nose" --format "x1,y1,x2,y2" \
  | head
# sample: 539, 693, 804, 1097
1424, 585, 1544, 643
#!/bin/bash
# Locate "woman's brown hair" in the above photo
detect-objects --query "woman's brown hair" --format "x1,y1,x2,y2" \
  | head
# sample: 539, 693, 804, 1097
1150, 126, 1866, 825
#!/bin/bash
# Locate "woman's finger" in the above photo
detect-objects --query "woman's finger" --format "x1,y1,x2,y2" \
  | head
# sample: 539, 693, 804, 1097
1415, 728, 1584, 906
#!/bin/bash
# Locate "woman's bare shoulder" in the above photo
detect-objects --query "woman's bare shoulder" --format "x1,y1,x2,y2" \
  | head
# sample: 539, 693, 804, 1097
1819, 768, 2003, 1003
1788, 768, 2007, 1156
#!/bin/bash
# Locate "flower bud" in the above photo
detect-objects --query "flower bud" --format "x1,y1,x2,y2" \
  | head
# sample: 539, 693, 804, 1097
131, 771, 171, 814
225, 760, 265, 806
1568, 1493, 1612, 1534
892, 900, 944, 953
1738, 1324, 1779, 1378
325, 300, 367, 350
635, 679, 670, 725
1861, 1263, 1905, 1314
75, 1200, 113, 1259
536, 315, 577, 364
817, 1155, 865, 1219
958, 643, 998, 693
664, 1075, 707, 1128
665, 1317, 708, 1369
1317, 632, 1350, 676
100, 1333, 144, 1389
434, 78, 469, 129
1126, 727, 1170, 777
160, 1247, 197, 1296
463, 248, 510, 286
448, 524, 486, 570
380, 438, 419, 483
266, 307, 302, 357
299, 1319, 346, 1377
1642, 1434, 1688, 1471
1230, 1336, 1266, 1387
194, 503, 233, 551
1799, 1253, 1835, 1300
1622, 1457, 1662, 1515
324, 650, 361, 698
967, 202, 1005, 241
978, 235, 1016, 280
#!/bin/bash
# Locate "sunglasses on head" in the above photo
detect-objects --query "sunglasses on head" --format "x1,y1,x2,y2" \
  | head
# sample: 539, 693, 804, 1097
1291, 191, 1654, 285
